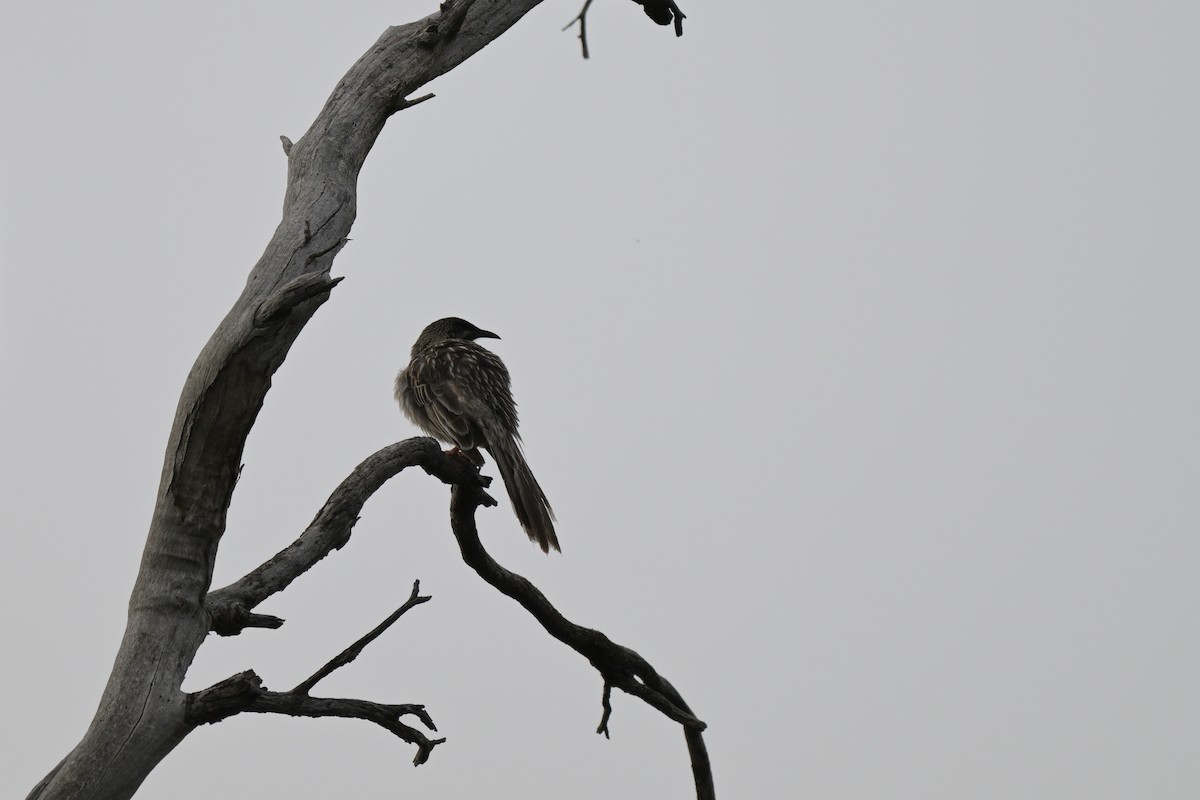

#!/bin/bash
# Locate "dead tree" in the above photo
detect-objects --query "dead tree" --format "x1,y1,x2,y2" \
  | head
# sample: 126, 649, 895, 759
25, 2, 707, 799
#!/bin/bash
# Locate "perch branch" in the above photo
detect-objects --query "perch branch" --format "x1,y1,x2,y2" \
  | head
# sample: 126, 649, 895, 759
206, 439, 486, 635
447, 481, 714, 800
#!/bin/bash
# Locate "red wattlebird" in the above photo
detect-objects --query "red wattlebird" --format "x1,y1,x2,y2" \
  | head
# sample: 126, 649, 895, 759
395, 317, 559, 553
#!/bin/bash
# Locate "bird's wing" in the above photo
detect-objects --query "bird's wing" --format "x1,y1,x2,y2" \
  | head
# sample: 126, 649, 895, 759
419, 380, 476, 442
405, 344, 489, 449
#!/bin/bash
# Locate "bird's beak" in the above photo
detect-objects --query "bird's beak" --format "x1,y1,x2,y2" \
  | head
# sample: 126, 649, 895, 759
474, 328, 500, 340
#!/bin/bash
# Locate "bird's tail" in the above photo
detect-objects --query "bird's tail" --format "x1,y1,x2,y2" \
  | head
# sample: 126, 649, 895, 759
487, 435, 559, 553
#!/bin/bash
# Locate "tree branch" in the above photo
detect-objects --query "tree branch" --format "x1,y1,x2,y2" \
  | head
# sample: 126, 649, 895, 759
292, 580, 432, 695
205, 438, 492, 634
186, 671, 445, 767
192, 583, 442, 765
447, 481, 714, 800
206, 439, 441, 632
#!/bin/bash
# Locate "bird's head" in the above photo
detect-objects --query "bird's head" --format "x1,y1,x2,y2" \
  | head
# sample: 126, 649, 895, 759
412, 317, 500, 355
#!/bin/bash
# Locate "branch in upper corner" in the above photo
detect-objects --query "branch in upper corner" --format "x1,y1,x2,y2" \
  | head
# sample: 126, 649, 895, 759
446, 482, 714, 800
564, 0, 685, 59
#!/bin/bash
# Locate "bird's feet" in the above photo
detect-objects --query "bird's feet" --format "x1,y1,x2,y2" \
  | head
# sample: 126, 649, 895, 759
446, 446, 483, 468
445, 447, 492, 487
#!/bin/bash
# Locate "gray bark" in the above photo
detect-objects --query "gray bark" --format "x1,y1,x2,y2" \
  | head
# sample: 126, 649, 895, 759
28, 3, 544, 798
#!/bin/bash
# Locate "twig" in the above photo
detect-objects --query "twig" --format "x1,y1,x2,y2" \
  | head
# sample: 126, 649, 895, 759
566, 0, 685, 59
392, 92, 436, 114
596, 680, 613, 738
293, 580, 432, 695
562, 0, 596, 59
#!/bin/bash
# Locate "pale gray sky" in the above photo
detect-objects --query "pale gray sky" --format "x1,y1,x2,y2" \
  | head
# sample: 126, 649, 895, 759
3, 2, 1199, 798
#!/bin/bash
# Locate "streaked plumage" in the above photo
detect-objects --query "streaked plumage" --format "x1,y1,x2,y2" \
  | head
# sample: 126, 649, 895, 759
395, 317, 559, 553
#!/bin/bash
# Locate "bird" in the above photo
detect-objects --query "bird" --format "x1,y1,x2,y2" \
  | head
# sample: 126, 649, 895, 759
395, 317, 560, 553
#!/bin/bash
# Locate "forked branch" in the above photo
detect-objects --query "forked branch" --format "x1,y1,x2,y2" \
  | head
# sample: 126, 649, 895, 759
187, 670, 445, 766
190, 582, 443, 766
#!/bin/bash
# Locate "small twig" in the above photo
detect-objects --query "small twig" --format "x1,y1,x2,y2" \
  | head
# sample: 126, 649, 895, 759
596, 680, 613, 738
293, 580, 432, 695
280, 135, 294, 155
393, 92, 436, 114
562, 0, 596, 59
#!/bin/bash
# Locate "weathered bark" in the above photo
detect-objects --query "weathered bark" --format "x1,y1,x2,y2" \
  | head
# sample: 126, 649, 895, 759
28, 3, 545, 798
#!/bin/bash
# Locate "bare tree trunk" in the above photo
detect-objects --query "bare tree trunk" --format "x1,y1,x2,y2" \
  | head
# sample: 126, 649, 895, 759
28, 4, 545, 797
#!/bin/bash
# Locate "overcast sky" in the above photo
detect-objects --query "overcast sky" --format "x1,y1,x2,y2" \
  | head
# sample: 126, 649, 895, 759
3, 2, 1199, 798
